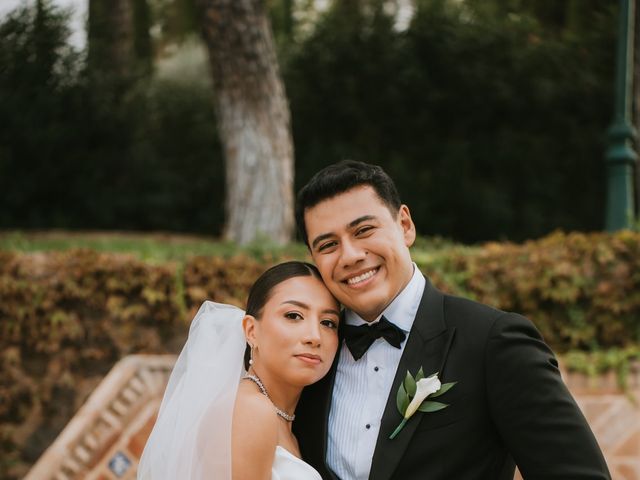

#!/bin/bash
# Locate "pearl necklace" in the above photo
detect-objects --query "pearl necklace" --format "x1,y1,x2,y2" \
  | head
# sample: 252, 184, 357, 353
243, 374, 296, 422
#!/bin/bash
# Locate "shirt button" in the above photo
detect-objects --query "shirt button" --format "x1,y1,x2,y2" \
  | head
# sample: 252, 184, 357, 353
366, 424, 371, 429
374, 366, 379, 372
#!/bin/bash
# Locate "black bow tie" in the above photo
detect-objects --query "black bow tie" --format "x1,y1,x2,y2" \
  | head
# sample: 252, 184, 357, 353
342, 316, 406, 361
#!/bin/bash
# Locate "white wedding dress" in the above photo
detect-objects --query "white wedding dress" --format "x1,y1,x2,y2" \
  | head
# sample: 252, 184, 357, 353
138, 302, 322, 480
272, 446, 322, 480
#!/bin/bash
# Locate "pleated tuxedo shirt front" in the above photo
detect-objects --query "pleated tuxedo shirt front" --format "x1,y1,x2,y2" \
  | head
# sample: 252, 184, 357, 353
327, 266, 425, 480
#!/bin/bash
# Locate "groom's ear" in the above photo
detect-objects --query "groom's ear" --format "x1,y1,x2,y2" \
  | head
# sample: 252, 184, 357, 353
242, 314, 258, 345
398, 204, 416, 248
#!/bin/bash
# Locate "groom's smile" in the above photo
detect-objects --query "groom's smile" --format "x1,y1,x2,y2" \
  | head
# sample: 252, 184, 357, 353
304, 186, 416, 322
344, 266, 380, 287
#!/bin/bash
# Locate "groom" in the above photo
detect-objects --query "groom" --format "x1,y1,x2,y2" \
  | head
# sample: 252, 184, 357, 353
292, 161, 610, 480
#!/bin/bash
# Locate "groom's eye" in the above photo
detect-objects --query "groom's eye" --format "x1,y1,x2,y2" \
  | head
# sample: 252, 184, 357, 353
356, 226, 374, 236
318, 240, 337, 252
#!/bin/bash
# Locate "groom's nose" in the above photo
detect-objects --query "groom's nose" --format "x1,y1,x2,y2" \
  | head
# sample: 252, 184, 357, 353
339, 238, 366, 268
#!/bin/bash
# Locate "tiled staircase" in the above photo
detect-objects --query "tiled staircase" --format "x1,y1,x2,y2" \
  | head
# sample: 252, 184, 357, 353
25, 355, 175, 480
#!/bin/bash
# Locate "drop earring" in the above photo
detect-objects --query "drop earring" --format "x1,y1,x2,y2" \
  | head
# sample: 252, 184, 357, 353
249, 344, 254, 366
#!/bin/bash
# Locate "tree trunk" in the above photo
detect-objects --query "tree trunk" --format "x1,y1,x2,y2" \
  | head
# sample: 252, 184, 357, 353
88, 0, 135, 83
199, 0, 295, 245
132, 0, 153, 74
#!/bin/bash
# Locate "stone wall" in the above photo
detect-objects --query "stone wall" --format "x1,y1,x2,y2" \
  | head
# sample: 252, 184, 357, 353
27, 355, 639, 479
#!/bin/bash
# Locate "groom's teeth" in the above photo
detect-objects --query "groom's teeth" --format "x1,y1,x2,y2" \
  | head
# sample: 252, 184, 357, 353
347, 269, 376, 285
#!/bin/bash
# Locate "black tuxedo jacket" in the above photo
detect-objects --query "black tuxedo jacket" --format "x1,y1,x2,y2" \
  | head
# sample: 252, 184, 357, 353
293, 278, 610, 480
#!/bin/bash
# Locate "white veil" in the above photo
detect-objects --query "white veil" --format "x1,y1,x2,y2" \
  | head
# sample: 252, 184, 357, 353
138, 301, 246, 480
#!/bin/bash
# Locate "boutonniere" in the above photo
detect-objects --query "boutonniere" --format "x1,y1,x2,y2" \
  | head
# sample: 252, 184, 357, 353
389, 368, 456, 439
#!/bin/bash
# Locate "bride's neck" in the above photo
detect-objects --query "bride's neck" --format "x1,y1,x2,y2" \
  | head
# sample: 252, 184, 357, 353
247, 367, 301, 417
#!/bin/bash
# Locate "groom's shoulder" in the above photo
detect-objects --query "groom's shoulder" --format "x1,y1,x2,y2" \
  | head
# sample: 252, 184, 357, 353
441, 289, 505, 317
439, 289, 516, 332
423, 275, 506, 322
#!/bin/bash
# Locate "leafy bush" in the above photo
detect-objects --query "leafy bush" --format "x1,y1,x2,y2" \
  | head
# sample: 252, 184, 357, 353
0, 1, 621, 242
0, 4, 225, 235
287, 0, 617, 242
418, 231, 640, 350
0, 249, 181, 478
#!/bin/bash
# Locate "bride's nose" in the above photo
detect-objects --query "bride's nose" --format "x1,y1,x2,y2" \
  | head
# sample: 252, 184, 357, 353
302, 319, 321, 346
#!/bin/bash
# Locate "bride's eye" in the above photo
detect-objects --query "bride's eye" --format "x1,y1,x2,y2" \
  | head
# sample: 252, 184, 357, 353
321, 319, 338, 329
285, 311, 303, 320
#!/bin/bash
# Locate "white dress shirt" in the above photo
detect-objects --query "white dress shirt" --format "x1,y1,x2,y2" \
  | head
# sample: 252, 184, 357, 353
326, 265, 425, 480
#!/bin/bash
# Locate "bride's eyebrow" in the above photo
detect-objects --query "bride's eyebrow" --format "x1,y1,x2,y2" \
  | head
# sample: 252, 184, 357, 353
281, 300, 308, 309
281, 301, 340, 317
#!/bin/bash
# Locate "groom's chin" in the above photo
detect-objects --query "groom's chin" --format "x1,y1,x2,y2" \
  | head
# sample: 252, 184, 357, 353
339, 290, 388, 322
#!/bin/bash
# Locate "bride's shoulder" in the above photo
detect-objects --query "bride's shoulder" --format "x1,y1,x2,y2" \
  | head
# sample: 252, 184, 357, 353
232, 382, 279, 477
233, 381, 279, 441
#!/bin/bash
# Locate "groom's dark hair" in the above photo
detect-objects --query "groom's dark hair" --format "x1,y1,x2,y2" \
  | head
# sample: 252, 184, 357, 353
295, 160, 402, 247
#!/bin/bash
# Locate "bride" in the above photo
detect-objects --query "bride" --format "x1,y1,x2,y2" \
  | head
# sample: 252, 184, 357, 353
137, 261, 340, 479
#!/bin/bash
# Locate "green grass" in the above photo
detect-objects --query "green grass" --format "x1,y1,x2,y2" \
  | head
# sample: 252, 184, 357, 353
0, 230, 470, 264
0, 230, 310, 263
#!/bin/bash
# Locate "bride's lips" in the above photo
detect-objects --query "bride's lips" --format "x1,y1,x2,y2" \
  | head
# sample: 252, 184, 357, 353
295, 354, 321, 365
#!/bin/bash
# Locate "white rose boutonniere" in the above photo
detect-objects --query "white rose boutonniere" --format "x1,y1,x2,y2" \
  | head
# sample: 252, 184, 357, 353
389, 368, 456, 439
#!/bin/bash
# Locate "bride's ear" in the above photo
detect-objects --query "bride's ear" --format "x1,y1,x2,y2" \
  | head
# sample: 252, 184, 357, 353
242, 314, 257, 345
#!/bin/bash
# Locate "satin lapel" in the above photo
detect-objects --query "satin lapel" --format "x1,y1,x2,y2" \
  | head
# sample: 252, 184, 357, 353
369, 278, 456, 480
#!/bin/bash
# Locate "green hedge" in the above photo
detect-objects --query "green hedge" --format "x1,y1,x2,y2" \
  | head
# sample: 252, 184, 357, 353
417, 231, 640, 351
1, 231, 639, 478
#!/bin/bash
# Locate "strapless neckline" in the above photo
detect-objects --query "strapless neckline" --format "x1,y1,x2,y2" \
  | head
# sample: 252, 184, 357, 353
275, 446, 303, 461
272, 445, 321, 480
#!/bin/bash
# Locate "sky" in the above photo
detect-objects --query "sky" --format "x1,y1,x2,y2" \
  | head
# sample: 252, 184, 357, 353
0, 0, 87, 48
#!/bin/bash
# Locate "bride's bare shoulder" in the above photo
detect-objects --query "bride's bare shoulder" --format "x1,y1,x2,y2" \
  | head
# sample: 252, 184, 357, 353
234, 381, 279, 431
232, 381, 278, 479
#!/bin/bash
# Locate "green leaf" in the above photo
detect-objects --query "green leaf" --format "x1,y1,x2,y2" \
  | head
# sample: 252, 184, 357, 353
415, 367, 425, 382
403, 370, 416, 397
417, 401, 449, 413
396, 383, 409, 415
430, 381, 457, 398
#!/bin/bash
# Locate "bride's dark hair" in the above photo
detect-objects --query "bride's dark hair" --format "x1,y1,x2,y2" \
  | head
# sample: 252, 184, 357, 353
244, 261, 329, 368
246, 261, 323, 317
